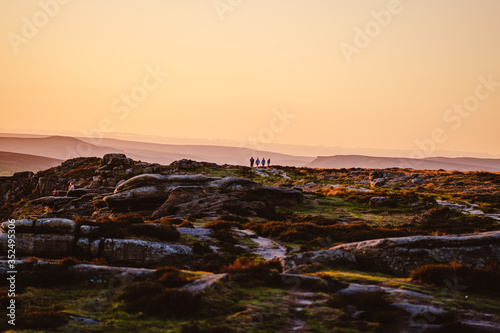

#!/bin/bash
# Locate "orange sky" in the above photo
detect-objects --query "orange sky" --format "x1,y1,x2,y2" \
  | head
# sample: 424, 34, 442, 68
1, 0, 500, 157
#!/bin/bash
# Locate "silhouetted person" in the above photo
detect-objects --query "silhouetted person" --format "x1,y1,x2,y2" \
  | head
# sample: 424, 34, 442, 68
256, 158, 260, 167
65, 182, 75, 197
250, 157, 255, 167
52, 189, 59, 196
261, 158, 266, 167
267, 158, 271, 167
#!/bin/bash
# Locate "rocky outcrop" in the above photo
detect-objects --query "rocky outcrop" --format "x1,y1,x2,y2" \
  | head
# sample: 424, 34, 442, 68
0, 171, 35, 205
104, 174, 303, 220
370, 178, 386, 188
78, 238, 193, 267
69, 264, 157, 281
284, 231, 500, 277
32, 193, 101, 219
369, 196, 388, 206
170, 159, 218, 170
0, 218, 193, 267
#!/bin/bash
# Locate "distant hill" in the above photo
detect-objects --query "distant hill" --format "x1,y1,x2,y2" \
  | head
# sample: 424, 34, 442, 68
0, 136, 125, 161
0, 135, 314, 167
306, 155, 500, 172
0, 151, 63, 176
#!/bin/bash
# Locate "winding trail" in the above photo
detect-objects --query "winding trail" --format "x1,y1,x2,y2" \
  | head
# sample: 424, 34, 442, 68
437, 200, 500, 221
237, 229, 287, 260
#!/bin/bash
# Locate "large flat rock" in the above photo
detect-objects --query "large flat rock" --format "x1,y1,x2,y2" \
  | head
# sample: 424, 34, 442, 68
284, 231, 500, 277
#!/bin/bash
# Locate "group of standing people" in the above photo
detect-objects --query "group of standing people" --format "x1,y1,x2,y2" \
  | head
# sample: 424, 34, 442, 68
250, 157, 270, 168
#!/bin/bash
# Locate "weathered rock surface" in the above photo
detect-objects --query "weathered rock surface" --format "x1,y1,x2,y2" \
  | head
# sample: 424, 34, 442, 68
283, 249, 357, 272
89, 238, 192, 266
392, 303, 447, 316
332, 231, 500, 276
0, 233, 74, 257
369, 196, 388, 206
337, 283, 432, 299
1, 218, 193, 266
69, 264, 157, 281
284, 231, 500, 277
179, 273, 228, 295
104, 173, 302, 219
370, 178, 386, 188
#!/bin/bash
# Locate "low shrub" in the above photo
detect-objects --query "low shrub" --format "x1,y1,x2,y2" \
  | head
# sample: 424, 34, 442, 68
190, 253, 233, 273
156, 266, 192, 288
113, 213, 144, 225
178, 220, 195, 228
246, 220, 408, 246
328, 291, 402, 324
74, 216, 95, 226
17, 311, 68, 330
192, 241, 212, 255
221, 258, 282, 287
96, 216, 113, 224
181, 322, 235, 333
119, 281, 200, 317
159, 217, 186, 225
204, 220, 239, 231
17, 265, 75, 287
410, 208, 499, 234
127, 223, 180, 241
97, 224, 127, 239
59, 257, 81, 267
59, 256, 107, 267
410, 261, 500, 296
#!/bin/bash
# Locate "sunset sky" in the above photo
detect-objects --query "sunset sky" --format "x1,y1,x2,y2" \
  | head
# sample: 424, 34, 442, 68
1, 0, 500, 157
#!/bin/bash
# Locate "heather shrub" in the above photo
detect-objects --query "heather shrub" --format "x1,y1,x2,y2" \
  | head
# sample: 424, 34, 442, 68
96, 216, 113, 224
17, 311, 68, 330
410, 262, 500, 296
127, 223, 180, 241
204, 220, 239, 231
119, 281, 200, 317
410, 208, 499, 234
178, 220, 195, 228
113, 212, 144, 225
17, 264, 74, 287
328, 291, 402, 324
221, 258, 282, 287
181, 322, 235, 333
59, 256, 107, 267
59, 257, 81, 267
159, 217, 186, 225
246, 220, 408, 246
74, 216, 93, 225
156, 266, 192, 288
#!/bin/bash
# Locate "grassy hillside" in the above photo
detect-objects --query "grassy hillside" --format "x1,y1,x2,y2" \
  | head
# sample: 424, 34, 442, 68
0, 151, 63, 176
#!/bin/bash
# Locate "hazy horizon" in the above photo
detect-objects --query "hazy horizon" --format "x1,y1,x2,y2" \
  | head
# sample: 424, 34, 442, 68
2, 1, 500, 159
2, 130, 500, 160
